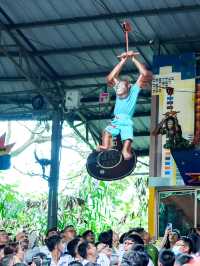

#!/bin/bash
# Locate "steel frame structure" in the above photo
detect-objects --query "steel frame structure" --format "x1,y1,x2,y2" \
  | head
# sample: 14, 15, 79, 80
4, 5, 200, 30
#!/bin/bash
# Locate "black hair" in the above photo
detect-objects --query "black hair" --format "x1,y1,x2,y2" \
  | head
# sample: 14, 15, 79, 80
175, 254, 192, 266
188, 232, 200, 253
78, 241, 90, 259
31, 252, 49, 266
158, 249, 175, 266
121, 250, 149, 266
180, 236, 194, 254
164, 229, 181, 249
68, 262, 83, 266
119, 233, 128, 244
45, 235, 61, 252
82, 230, 94, 239
84, 263, 98, 266
0, 244, 5, 250
131, 244, 145, 252
46, 227, 57, 237
127, 228, 144, 235
124, 234, 144, 245
3, 245, 14, 255
98, 231, 113, 248
67, 237, 81, 258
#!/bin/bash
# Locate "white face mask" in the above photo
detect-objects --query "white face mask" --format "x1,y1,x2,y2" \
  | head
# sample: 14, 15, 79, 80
114, 81, 127, 96
172, 245, 182, 256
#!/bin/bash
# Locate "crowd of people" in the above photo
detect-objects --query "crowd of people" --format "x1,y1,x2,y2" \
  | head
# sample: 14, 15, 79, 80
0, 225, 200, 266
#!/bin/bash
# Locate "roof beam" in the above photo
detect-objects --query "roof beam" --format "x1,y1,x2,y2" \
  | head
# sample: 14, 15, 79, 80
0, 69, 137, 82
1, 35, 200, 58
69, 111, 150, 121
0, 41, 148, 56
5, 5, 200, 30
0, 84, 151, 98
80, 94, 151, 103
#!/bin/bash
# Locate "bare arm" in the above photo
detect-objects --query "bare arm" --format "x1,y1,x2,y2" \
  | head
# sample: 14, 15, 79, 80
131, 57, 153, 89
159, 228, 170, 249
106, 57, 128, 87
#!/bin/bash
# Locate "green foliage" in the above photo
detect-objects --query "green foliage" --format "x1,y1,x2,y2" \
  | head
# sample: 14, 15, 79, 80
0, 178, 47, 235
57, 173, 148, 235
0, 122, 149, 236
0, 172, 148, 236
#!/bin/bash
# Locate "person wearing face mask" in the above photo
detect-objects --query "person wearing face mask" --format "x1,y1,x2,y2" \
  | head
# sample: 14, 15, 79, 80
97, 51, 152, 160
172, 237, 194, 256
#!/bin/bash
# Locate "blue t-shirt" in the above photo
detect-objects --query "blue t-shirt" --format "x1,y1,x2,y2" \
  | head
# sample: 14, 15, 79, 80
114, 83, 140, 117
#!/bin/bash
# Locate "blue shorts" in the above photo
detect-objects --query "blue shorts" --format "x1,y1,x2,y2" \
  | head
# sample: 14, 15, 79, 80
105, 114, 134, 141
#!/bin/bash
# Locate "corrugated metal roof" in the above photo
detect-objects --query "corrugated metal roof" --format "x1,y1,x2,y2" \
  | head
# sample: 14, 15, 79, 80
0, 0, 200, 155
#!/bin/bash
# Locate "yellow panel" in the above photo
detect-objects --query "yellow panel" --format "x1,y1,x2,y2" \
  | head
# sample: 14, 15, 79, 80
159, 66, 172, 75
148, 187, 156, 237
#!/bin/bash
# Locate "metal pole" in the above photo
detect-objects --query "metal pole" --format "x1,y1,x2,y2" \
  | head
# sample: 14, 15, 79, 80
47, 111, 62, 229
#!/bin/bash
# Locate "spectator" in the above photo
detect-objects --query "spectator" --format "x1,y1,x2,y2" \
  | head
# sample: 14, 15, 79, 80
188, 232, 200, 254
160, 228, 180, 249
62, 226, 76, 254
46, 228, 59, 239
174, 254, 192, 266
96, 242, 112, 265
121, 250, 149, 266
62, 226, 76, 244
78, 241, 109, 266
0, 230, 9, 246
15, 231, 40, 264
1, 254, 15, 266
15, 232, 28, 244
112, 232, 119, 250
123, 234, 144, 252
158, 249, 175, 266
110, 232, 120, 266
132, 228, 158, 266
31, 252, 51, 266
186, 256, 200, 265
67, 237, 82, 260
45, 235, 66, 266
78, 241, 97, 265
68, 262, 83, 266
82, 231, 95, 244
15, 242, 27, 264
98, 231, 113, 248
39, 228, 59, 258
172, 237, 194, 256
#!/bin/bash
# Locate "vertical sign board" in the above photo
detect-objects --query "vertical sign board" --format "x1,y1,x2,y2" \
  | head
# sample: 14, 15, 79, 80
151, 53, 196, 185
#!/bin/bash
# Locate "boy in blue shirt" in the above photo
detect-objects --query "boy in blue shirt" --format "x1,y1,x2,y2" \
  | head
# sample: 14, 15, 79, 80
97, 51, 152, 160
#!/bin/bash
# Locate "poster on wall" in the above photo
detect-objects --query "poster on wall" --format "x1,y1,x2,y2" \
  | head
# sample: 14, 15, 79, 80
151, 53, 197, 186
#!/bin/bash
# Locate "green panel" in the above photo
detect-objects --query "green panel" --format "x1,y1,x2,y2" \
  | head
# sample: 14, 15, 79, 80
158, 190, 195, 236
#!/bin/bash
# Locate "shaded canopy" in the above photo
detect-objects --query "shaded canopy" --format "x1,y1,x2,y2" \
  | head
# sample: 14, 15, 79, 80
0, 0, 200, 156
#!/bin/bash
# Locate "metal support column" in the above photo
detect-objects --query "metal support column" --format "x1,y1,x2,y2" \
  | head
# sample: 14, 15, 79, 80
48, 111, 62, 229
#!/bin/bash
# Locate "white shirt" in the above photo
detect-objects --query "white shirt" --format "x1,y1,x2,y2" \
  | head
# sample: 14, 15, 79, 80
59, 254, 74, 266
50, 254, 73, 266
148, 258, 154, 266
97, 253, 110, 266
82, 253, 110, 266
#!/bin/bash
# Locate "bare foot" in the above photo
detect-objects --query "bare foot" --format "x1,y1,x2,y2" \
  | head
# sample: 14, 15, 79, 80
122, 151, 132, 160
96, 145, 109, 151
